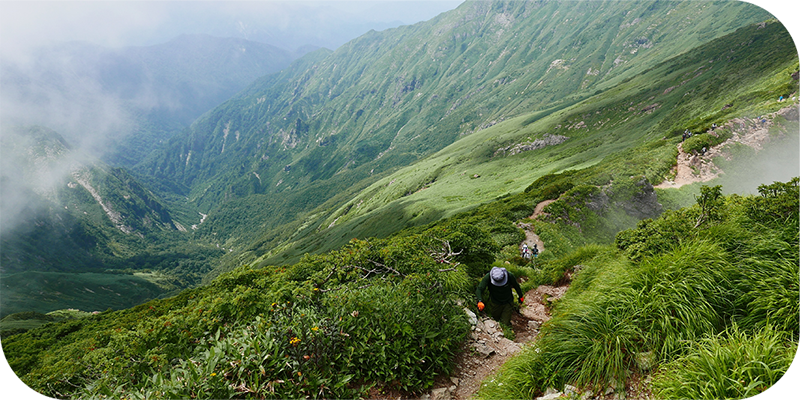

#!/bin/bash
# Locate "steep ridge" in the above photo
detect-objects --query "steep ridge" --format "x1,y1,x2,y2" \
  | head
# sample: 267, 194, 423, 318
139, 0, 771, 256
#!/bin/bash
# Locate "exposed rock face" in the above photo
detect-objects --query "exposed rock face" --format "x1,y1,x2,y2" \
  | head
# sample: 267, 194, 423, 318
494, 134, 569, 157
619, 178, 662, 220
573, 178, 663, 222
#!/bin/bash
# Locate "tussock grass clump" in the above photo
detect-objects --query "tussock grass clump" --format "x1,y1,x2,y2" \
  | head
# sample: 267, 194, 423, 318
539, 294, 642, 391
652, 324, 798, 400
631, 241, 738, 360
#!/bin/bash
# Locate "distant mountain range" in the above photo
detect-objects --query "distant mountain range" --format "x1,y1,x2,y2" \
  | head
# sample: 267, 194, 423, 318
135, 0, 776, 266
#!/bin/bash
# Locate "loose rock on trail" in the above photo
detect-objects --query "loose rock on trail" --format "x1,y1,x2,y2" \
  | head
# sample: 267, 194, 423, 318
418, 282, 569, 400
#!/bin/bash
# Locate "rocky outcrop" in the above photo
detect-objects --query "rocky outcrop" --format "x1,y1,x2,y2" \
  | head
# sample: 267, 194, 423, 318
494, 134, 569, 157
616, 178, 662, 220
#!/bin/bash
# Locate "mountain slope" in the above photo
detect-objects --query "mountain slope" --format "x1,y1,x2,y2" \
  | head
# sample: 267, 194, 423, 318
249, 18, 799, 266
0, 125, 225, 316
139, 0, 773, 266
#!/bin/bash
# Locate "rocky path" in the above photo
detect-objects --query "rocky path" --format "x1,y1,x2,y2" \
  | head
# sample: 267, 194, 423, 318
418, 211, 568, 400
655, 105, 797, 189
654, 141, 722, 189
514, 198, 555, 258
419, 282, 569, 400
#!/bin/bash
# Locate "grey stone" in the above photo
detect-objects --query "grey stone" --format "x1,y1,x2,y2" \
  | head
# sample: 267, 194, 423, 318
564, 384, 578, 396
474, 343, 495, 358
431, 387, 450, 400
535, 387, 563, 400
463, 308, 478, 326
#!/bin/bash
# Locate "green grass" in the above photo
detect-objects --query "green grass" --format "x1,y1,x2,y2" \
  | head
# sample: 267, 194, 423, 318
652, 324, 797, 400
252, 19, 798, 268
477, 179, 798, 399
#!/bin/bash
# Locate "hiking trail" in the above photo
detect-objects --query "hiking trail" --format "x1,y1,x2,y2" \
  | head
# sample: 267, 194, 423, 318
415, 200, 567, 400
655, 106, 797, 189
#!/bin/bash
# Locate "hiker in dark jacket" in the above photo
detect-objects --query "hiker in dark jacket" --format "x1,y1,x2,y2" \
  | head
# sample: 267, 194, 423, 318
476, 267, 524, 326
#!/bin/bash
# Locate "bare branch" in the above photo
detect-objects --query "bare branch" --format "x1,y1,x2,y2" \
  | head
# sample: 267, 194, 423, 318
429, 239, 463, 265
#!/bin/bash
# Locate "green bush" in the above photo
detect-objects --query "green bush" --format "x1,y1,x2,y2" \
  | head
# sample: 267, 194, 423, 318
476, 179, 799, 399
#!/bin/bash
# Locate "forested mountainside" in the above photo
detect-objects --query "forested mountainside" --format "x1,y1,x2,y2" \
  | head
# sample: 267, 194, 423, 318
137, 0, 773, 271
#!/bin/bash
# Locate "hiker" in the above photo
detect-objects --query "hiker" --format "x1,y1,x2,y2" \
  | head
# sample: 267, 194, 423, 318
701, 146, 707, 156
476, 267, 524, 326
532, 243, 539, 257
521, 243, 529, 259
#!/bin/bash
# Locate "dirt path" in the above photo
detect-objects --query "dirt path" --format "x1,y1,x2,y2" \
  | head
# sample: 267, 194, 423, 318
419, 282, 569, 400
531, 199, 555, 219
513, 199, 555, 258
655, 106, 796, 189
417, 220, 568, 400
654, 142, 721, 189
521, 229, 545, 256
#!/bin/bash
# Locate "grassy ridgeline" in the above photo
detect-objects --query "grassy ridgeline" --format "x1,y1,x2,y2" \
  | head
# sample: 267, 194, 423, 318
477, 178, 799, 400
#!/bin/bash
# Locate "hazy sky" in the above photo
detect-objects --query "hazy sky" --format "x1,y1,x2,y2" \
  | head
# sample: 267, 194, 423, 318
0, 0, 465, 59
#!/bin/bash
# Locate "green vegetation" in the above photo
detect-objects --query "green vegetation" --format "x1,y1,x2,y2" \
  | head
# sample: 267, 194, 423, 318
2, 2, 798, 399
4, 1, 795, 320
243, 16, 798, 271
2, 221, 495, 399
6, 172, 795, 399
135, 0, 775, 273
652, 324, 797, 399
476, 178, 799, 400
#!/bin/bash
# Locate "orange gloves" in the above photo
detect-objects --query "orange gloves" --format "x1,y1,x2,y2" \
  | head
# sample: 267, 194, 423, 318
477, 301, 485, 311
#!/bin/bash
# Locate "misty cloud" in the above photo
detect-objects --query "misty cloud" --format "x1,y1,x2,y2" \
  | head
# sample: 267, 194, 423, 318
0, 1, 465, 236
0, 125, 89, 235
